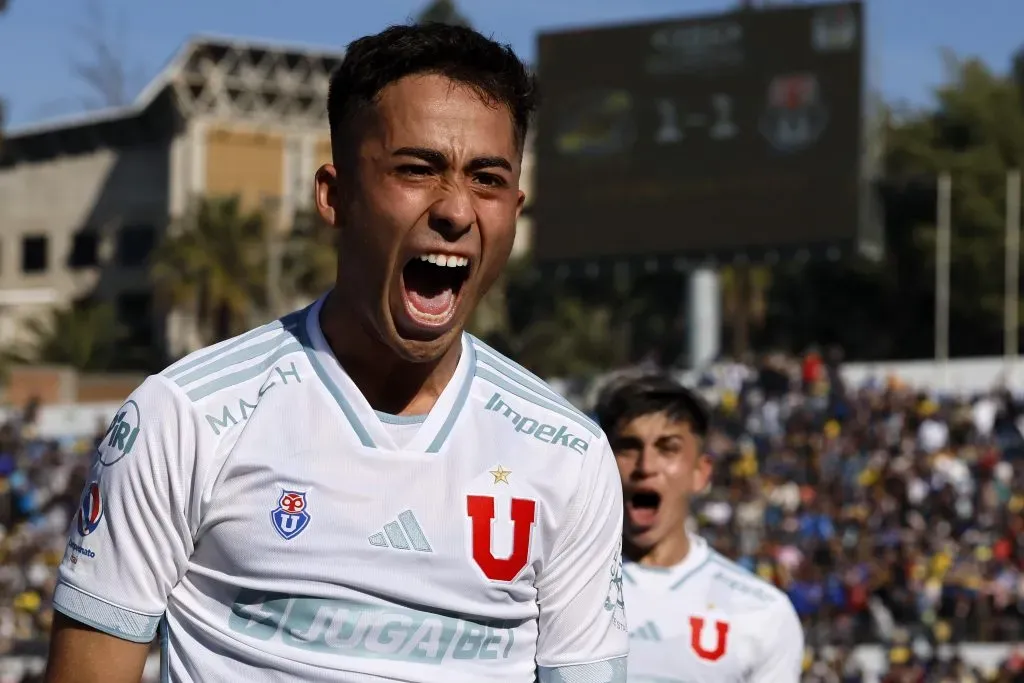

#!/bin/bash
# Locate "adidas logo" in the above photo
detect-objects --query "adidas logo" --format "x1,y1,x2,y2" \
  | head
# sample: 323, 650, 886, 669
368, 510, 433, 553
631, 621, 662, 641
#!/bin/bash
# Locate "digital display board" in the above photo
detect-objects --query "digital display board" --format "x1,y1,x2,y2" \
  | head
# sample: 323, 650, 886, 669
532, 1, 874, 263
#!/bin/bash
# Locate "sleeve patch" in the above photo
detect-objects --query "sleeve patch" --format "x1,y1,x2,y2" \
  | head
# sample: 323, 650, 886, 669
53, 582, 161, 643
538, 657, 628, 683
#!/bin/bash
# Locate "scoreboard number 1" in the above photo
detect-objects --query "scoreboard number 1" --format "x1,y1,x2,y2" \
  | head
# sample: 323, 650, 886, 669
655, 99, 684, 143
710, 94, 737, 139
654, 94, 737, 144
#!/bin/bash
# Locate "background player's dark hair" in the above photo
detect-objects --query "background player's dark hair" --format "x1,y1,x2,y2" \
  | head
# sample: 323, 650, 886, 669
327, 23, 538, 164
594, 373, 711, 438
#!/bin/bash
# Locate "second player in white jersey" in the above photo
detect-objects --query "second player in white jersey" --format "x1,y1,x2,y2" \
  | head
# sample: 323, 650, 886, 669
624, 534, 803, 682
595, 374, 803, 683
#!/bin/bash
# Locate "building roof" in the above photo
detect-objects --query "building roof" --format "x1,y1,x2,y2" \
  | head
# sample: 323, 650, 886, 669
5, 34, 346, 141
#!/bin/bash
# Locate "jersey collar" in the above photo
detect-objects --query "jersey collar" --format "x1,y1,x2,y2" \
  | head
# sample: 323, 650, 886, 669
300, 292, 476, 453
622, 532, 712, 589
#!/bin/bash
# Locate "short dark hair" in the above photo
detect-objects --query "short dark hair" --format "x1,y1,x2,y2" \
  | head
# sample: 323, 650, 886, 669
594, 373, 710, 438
327, 23, 538, 162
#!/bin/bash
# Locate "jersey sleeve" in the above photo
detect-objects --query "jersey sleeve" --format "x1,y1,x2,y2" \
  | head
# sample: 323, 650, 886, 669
752, 597, 805, 682
535, 435, 628, 683
53, 375, 200, 643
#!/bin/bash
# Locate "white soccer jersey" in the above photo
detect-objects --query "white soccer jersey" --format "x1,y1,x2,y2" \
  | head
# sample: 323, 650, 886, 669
54, 294, 628, 683
623, 535, 803, 683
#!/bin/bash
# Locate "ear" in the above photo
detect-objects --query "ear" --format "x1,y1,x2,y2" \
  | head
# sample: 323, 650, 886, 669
691, 453, 714, 495
514, 189, 526, 221
314, 164, 340, 228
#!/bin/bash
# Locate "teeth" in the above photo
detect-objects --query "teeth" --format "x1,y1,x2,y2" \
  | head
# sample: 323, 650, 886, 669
418, 253, 469, 268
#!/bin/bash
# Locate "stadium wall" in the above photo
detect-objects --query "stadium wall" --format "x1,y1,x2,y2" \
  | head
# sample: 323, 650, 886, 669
1, 365, 145, 407
839, 356, 1024, 395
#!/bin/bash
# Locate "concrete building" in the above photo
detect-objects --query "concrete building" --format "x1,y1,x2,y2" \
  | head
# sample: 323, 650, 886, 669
0, 35, 345, 361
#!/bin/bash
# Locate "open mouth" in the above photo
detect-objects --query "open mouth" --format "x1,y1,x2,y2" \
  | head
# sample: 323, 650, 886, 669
626, 490, 662, 530
400, 253, 471, 329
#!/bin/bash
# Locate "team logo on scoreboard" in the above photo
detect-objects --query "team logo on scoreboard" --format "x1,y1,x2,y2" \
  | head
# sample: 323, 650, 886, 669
77, 482, 104, 536
555, 89, 636, 158
271, 490, 311, 540
811, 4, 857, 52
758, 73, 829, 153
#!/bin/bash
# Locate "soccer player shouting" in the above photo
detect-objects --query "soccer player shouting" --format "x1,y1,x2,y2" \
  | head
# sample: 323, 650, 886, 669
45, 23, 627, 683
595, 374, 802, 683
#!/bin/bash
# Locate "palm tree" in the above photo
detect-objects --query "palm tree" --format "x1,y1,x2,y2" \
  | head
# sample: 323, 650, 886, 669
152, 196, 268, 345
4, 302, 127, 372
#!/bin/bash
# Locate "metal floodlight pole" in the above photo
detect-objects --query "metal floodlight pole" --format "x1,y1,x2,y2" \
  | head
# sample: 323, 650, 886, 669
935, 172, 952, 388
1005, 169, 1021, 368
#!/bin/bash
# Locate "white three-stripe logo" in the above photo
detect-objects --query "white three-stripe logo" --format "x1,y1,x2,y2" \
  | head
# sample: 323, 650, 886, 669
368, 510, 432, 552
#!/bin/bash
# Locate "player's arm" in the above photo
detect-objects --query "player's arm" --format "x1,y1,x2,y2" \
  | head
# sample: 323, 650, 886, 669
46, 613, 152, 683
535, 435, 628, 683
45, 375, 200, 683
750, 598, 805, 683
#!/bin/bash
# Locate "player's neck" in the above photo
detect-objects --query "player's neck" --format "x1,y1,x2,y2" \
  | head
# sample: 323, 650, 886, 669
625, 529, 691, 568
319, 290, 462, 415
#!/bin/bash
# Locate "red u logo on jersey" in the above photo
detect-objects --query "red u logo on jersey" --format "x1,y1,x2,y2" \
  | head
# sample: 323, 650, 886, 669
690, 617, 730, 662
466, 495, 537, 582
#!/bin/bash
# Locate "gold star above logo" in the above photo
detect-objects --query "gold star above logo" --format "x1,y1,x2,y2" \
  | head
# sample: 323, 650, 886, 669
490, 465, 512, 484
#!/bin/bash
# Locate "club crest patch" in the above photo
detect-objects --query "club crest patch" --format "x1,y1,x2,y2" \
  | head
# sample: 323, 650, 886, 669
271, 490, 311, 540
77, 482, 104, 536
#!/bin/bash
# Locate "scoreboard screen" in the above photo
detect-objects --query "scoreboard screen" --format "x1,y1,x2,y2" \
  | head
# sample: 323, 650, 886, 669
532, 1, 873, 262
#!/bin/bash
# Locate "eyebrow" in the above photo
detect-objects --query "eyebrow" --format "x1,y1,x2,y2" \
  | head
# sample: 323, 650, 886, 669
392, 146, 512, 173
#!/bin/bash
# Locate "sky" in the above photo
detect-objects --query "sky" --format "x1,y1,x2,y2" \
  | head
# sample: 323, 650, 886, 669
0, 0, 1020, 129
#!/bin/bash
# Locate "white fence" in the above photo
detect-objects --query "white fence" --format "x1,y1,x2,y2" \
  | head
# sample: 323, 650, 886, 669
0, 401, 121, 440
840, 355, 1024, 395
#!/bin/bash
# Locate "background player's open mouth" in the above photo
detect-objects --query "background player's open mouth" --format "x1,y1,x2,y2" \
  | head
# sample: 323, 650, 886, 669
626, 491, 661, 529
401, 253, 470, 328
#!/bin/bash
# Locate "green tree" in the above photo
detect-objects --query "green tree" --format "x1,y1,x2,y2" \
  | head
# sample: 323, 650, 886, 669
416, 0, 471, 27
152, 196, 268, 345
1012, 46, 1024, 108
4, 302, 128, 372
763, 53, 1024, 359
490, 296, 629, 378
475, 258, 636, 377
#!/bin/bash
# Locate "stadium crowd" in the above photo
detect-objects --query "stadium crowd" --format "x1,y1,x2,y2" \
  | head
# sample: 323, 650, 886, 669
0, 351, 1022, 681
679, 350, 1024, 681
